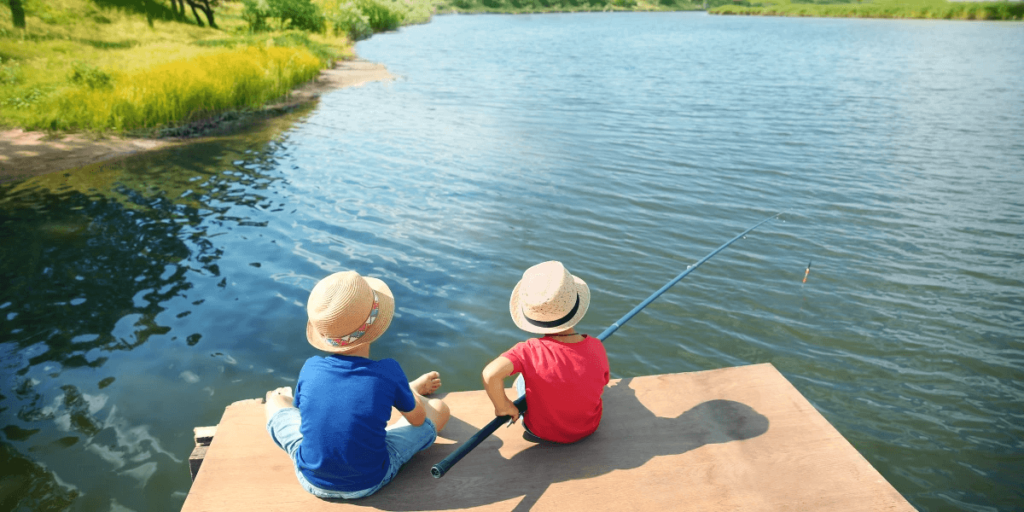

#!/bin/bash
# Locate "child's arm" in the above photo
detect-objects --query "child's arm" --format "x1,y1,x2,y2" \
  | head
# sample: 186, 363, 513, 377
482, 356, 520, 423
401, 394, 428, 427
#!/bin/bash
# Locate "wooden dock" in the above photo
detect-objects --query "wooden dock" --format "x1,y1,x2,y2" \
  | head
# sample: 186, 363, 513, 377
181, 363, 914, 512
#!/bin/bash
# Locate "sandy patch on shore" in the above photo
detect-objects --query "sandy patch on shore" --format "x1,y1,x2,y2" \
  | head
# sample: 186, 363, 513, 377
0, 59, 394, 184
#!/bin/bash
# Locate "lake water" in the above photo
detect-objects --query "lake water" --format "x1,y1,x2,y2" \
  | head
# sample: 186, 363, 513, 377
1, 12, 1023, 512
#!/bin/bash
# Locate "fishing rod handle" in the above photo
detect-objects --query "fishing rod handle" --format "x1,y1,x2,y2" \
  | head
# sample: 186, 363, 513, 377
430, 396, 527, 478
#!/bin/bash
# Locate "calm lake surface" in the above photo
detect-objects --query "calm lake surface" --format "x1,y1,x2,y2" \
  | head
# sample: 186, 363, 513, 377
2, 12, 1023, 512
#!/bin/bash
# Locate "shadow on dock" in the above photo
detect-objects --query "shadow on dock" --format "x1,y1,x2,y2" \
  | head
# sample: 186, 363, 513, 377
354, 378, 769, 512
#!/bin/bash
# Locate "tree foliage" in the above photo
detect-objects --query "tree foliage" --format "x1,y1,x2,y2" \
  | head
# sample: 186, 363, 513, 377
354, 0, 402, 32
316, 0, 373, 41
243, 0, 325, 32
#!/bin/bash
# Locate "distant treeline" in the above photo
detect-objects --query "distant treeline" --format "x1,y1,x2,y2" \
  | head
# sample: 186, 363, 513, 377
710, 0, 1024, 20
435, 0, 707, 13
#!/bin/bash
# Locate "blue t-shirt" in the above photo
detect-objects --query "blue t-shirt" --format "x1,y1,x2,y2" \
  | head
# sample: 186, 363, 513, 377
294, 355, 417, 492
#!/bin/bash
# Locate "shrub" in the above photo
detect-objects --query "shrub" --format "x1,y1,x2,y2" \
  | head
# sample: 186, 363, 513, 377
355, 0, 404, 31
271, 0, 326, 31
69, 62, 113, 89
0, 58, 20, 86
242, 0, 325, 32
317, 0, 373, 40
241, 0, 271, 31
1, 87, 47, 109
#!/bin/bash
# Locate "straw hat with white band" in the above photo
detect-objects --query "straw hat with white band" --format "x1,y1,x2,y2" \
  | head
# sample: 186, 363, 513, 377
306, 271, 395, 354
509, 261, 591, 335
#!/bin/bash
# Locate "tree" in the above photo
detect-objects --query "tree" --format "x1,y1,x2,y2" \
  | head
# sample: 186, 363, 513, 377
184, 0, 218, 28
168, 0, 185, 19
8, 0, 26, 28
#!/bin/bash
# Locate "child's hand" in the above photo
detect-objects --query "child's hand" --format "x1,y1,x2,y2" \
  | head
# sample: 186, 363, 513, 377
494, 399, 520, 424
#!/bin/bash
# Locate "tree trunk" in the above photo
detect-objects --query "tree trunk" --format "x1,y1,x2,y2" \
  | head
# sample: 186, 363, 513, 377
142, 0, 154, 27
188, 1, 204, 26
184, 0, 216, 28
198, 0, 217, 28
9, 0, 26, 29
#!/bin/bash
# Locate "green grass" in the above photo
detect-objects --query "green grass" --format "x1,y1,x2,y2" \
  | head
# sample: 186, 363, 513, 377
29, 46, 322, 132
710, 0, 1024, 20
0, 0, 351, 133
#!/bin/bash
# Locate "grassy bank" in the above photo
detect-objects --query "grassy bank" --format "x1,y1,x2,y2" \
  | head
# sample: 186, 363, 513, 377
710, 0, 1024, 20
0, 0, 350, 134
34, 46, 321, 131
1, 0, 713, 135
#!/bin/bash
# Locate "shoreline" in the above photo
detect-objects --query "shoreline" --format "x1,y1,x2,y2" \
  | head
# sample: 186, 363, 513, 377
0, 58, 393, 184
709, 1, 1024, 20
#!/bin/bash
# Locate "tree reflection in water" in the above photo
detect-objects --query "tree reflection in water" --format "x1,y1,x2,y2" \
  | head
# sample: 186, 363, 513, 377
0, 108, 311, 511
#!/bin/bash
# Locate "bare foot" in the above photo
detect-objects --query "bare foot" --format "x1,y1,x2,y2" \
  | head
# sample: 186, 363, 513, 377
410, 371, 442, 396
265, 387, 294, 423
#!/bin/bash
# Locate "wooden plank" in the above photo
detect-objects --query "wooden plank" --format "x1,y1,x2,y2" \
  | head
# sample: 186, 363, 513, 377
181, 363, 914, 512
189, 445, 209, 482
194, 426, 217, 447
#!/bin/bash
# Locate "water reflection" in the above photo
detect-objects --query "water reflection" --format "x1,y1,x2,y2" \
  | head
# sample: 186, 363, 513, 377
0, 108, 312, 512
0, 441, 79, 511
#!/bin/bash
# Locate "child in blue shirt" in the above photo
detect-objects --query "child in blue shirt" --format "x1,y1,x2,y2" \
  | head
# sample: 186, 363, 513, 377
264, 270, 450, 499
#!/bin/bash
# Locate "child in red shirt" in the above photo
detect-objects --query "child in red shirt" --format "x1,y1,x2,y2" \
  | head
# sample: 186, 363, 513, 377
482, 261, 610, 443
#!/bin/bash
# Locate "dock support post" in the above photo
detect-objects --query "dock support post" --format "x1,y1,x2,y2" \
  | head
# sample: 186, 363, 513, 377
189, 426, 217, 482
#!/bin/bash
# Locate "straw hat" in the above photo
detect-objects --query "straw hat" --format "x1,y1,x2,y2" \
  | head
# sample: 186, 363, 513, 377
509, 261, 590, 335
306, 271, 395, 354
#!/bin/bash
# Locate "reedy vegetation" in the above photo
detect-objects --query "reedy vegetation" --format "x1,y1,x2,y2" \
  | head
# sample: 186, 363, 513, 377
40, 46, 322, 131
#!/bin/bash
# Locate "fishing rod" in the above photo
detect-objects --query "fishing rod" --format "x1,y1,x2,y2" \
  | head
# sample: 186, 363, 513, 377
430, 212, 784, 479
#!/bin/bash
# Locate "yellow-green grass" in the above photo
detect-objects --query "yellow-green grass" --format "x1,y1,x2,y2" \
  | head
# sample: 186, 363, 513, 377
1, 0, 351, 133
32, 46, 322, 131
710, 0, 1024, 20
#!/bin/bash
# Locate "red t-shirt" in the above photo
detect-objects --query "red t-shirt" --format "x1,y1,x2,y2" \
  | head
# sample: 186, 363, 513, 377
502, 335, 610, 443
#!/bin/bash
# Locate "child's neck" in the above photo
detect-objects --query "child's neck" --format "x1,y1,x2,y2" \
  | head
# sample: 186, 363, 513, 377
337, 344, 372, 359
545, 328, 585, 343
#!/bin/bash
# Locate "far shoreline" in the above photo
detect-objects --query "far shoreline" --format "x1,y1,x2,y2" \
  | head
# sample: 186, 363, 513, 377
709, 1, 1024, 21
0, 58, 394, 185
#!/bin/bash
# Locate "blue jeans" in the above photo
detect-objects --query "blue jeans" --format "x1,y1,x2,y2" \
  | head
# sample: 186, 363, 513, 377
266, 407, 436, 499
515, 373, 526, 399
